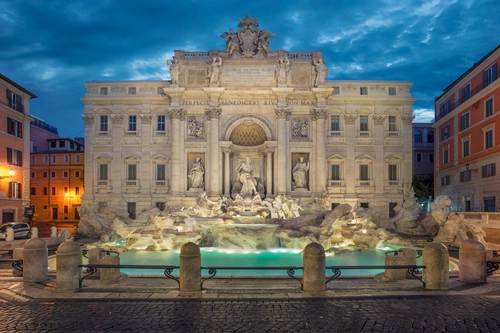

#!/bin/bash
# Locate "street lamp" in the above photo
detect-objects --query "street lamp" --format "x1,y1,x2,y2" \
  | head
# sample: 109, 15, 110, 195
0, 169, 15, 180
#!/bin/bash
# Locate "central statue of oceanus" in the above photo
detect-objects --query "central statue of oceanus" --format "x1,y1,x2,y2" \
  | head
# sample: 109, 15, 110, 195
221, 15, 275, 58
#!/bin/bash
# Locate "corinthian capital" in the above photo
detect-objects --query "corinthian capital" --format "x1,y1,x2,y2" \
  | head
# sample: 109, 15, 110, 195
401, 115, 415, 125
81, 114, 95, 125
372, 115, 386, 125
342, 114, 357, 125
205, 107, 222, 120
169, 108, 186, 121
310, 108, 328, 121
275, 107, 292, 120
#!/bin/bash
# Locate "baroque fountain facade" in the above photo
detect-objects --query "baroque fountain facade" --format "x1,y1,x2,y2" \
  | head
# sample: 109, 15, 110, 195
78, 16, 486, 252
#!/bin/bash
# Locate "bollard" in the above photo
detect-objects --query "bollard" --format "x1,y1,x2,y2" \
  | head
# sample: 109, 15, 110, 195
5, 227, 14, 241
400, 248, 417, 279
56, 240, 82, 290
459, 239, 486, 283
88, 248, 104, 279
180, 242, 201, 291
50, 226, 58, 237
100, 255, 121, 282
384, 255, 406, 280
23, 238, 48, 283
303, 242, 325, 291
12, 248, 23, 277
31, 227, 38, 239
423, 242, 449, 290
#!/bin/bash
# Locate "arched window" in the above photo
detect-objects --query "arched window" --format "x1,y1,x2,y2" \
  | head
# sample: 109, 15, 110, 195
427, 130, 434, 143
414, 130, 423, 143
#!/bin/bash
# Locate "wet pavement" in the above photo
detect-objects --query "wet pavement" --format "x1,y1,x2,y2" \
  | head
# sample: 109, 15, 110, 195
1, 270, 500, 332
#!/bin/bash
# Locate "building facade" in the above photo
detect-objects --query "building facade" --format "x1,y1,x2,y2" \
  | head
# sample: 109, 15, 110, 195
0, 74, 36, 223
412, 123, 434, 178
30, 115, 59, 153
30, 138, 84, 221
81, 17, 415, 220
434, 44, 500, 212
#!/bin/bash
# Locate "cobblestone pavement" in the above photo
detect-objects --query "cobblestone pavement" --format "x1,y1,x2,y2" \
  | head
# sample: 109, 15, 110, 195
2, 295, 500, 332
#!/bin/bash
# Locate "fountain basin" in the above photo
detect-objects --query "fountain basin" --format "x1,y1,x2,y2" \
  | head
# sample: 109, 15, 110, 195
48, 246, 458, 277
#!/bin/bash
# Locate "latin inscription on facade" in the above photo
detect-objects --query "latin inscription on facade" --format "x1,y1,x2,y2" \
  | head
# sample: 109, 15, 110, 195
222, 66, 275, 84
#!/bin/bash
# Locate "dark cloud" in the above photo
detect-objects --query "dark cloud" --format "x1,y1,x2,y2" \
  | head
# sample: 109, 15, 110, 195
0, 0, 499, 137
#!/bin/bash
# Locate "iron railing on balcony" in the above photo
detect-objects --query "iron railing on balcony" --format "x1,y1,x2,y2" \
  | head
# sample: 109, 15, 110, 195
437, 66, 500, 121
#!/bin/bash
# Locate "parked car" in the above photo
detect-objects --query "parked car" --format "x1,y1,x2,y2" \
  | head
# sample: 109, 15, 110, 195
0, 222, 32, 240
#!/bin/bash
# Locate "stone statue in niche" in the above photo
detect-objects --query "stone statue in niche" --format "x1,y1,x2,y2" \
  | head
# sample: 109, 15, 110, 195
231, 156, 266, 199
292, 157, 310, 190
188, 157, 205, 189
167, 59, 181, 84
187, 116, 204, 138
207, 57, 222, 86
313, 58, 328, 87
275, 57, 290, 85
292, 118, 308, 138
236, 156, 258, 196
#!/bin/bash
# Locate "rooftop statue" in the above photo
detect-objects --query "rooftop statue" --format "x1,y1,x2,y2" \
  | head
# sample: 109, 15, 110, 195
220, 15, 275, 58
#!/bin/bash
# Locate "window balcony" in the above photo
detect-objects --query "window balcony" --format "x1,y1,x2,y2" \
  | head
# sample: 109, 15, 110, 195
153, 180, 170, 194
385, 131, 399, 138
357, 131, 372, 137
385, 180, 401, 187
94, 180, 112, 193
327, 180, 345, 187
125, 131, 137, 136
329, 131, 343, 137
356, 180, 373, 187
123, 180, 140, 187
154, 131, 166, 136
97, 131, 109, 136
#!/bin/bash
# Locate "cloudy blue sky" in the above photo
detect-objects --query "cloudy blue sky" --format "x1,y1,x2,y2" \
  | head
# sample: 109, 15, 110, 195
1, 0, 498, 138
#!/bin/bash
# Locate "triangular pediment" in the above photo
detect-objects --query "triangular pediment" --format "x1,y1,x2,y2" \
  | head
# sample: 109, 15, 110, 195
327, 154, 345, 162
384, 154, 403, 162
94, 154, 112, 163
355, 154, 374, 162
122, 154, 140, 162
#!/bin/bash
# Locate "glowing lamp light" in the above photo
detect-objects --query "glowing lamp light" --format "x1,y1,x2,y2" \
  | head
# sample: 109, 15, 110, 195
0, 169, 15, 180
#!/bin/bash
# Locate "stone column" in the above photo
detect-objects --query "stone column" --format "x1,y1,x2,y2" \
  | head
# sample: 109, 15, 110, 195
401, 114, 415, 184
222, 148, 232, 197
264, 148, 275, 196
206, 107, 222, 197
81, 114, 95, 202
169, 108, 186, 195
275, 108, 291, 194
343, 113, 357, 198
110, 114, 124, 196
139, 114, 153, 195
311, 108, 327, 195
372, 114, 386, 194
